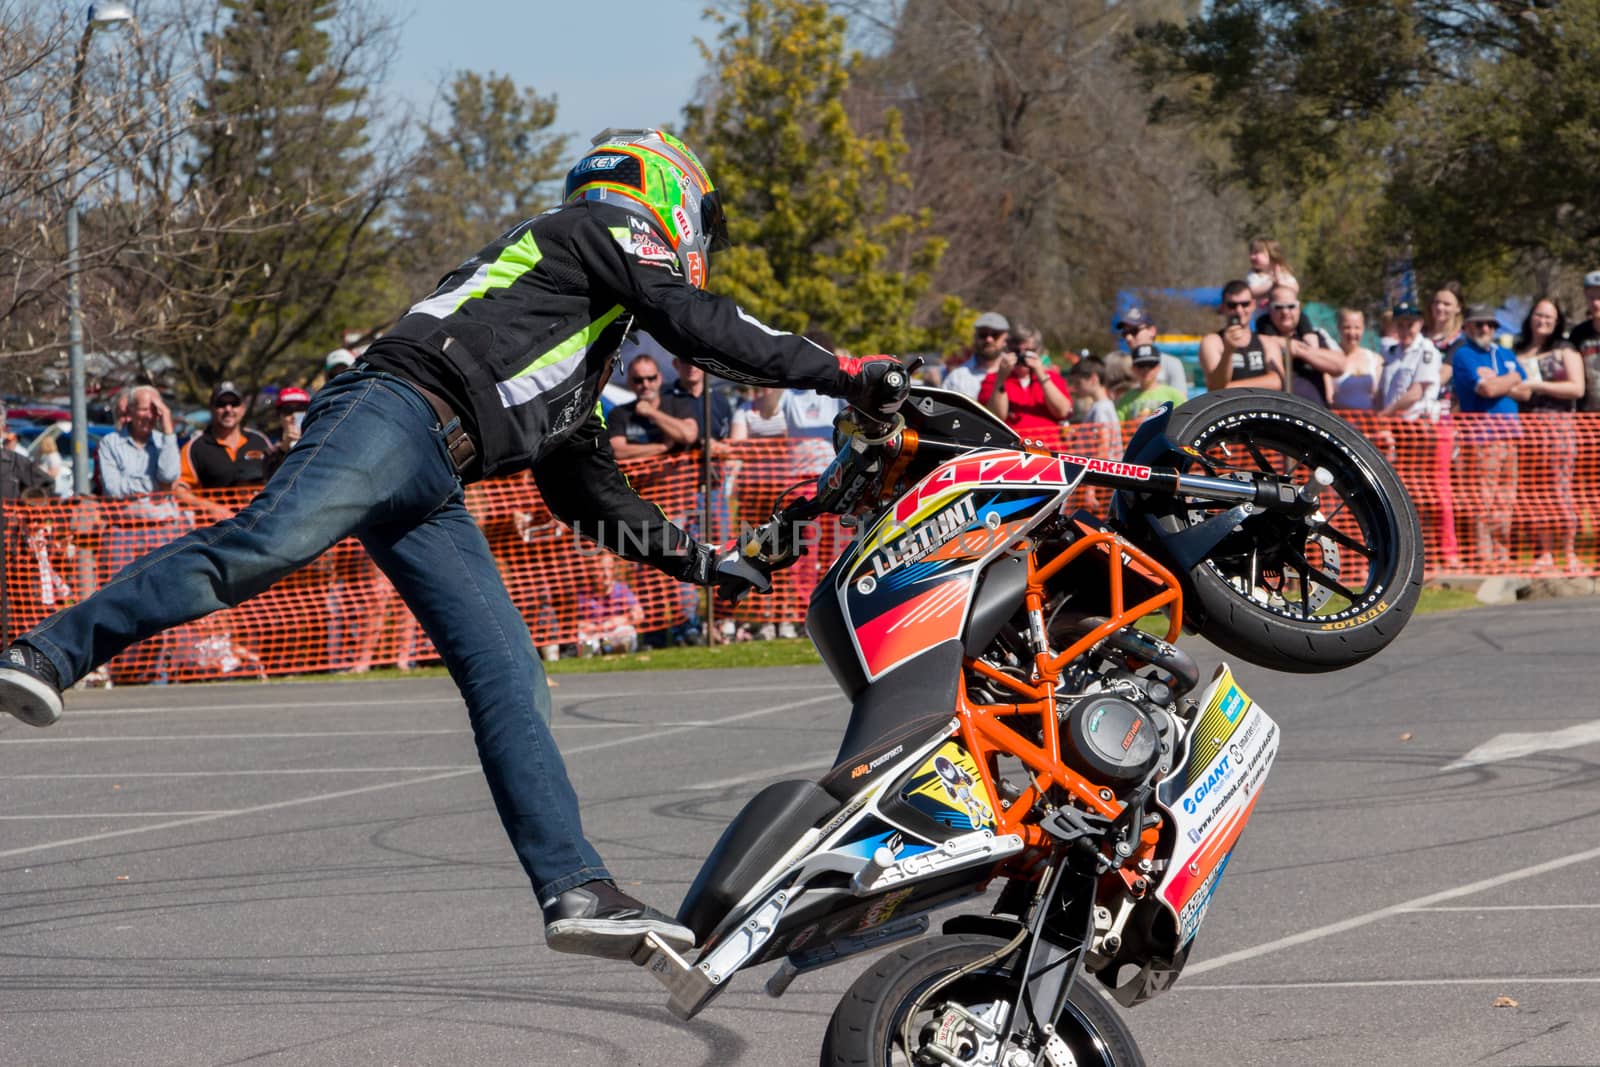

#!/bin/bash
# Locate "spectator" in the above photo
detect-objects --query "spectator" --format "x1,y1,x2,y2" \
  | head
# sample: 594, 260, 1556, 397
1116, 307, 1188, 395
667, 354, 734, 445
1511, 298, 1584, 572
1199, 280, 1285, 391
1426, 285, 1465, 354
1115, 345, 1187, 421
1379, 302, 1444, 419
979, 329, 1072, 438
942, 312, 1010, 398
34, 435, 72, 497
1068, 357, 1123, 456
1451, 306, 1524, 566
1330, 309, 1382, 412
1567, 269, 1600, 413
1380, 299, 1459, 566
96, 384, 182, 681
731, 386, 787, 440
177, 382, 274, 520
0, 403, 50, 501
608, 354, 697, 459
1256, 285, 1345, 406
265, 386, 311, 479
1009, 324, 1061, 370
1245, 237, 1298, 302
576, 553, 642, 655
98, 385, 180, 513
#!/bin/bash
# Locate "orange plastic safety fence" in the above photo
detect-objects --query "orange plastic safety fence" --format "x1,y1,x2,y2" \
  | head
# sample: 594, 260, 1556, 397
3, 414, 1595, 685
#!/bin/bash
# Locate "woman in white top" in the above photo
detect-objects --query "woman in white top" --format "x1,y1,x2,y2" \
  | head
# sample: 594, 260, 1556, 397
730, 387, 788, 439
1330, 308, 1381, 411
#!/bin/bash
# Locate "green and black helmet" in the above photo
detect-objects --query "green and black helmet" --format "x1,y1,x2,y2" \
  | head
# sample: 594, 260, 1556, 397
563, 128, 730, 289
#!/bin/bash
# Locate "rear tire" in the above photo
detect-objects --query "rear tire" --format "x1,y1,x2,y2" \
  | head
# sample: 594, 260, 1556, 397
820, 934, 1144, 1066
1148, 389, 1423, 673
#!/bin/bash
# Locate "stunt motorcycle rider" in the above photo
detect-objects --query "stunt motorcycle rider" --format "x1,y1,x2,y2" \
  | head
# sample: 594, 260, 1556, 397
0, 129, 908, 961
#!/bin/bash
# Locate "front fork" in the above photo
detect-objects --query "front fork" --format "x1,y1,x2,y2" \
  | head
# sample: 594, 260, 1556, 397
935, 855, 1100, 1064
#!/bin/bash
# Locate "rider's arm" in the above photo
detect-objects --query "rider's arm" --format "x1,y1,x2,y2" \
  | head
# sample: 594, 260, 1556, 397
534, 406, 704, 580
576, 206, 848, 394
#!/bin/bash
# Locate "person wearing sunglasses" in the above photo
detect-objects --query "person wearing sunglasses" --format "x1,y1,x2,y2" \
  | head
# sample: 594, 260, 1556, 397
943, 311, 1011, 399
1254, 285, 1345, 407
0, 128, 912, 965
607, 353, 699, 460
1115, 307, 1189, 395
1199, 279, 1285, 392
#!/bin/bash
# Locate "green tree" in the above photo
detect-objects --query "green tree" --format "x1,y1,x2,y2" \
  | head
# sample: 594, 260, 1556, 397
683, 0, 957, 354
160, 0, 404, 400
1137, 0, 1600, 299
394, 71, 569, 298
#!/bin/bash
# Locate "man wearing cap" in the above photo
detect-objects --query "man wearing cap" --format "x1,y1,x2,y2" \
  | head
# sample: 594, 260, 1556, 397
1116, 307, 1188, 395
1379, 301, 1445, 419
943, 312, 1010, 399
1568, 270, 1600, 412
1449, 306, 1523, 564
181, 384, 275, 489
1116, 344, 1187, 421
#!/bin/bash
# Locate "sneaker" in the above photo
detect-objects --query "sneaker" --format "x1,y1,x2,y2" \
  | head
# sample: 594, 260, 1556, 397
756, 622, 777, 641
777, 622, 798, 639
0, 644, 64, 728
542, 879, 695, 960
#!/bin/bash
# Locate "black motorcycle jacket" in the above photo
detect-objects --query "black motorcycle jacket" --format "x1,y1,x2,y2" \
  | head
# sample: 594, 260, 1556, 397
361, 199, 849, 580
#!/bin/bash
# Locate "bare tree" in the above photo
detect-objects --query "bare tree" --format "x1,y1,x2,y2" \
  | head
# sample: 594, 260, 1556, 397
842, 0, 1247, 348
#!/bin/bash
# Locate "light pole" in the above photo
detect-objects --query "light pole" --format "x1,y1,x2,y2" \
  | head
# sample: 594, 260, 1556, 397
65, 1, 133, 494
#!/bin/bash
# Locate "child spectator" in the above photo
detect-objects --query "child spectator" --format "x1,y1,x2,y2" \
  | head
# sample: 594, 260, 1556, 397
1068, 357, 1123, 456
1115, 346, 1186, 422
1245, 237, 1298, 303
577, 553, 642, 655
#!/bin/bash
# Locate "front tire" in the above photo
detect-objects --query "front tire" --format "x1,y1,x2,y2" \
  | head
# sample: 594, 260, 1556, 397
1149, 389, 1423, 673
820, 934, 1144, 1066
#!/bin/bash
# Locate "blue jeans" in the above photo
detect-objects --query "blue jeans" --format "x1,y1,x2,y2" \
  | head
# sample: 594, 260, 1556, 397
22, 372, 609, 901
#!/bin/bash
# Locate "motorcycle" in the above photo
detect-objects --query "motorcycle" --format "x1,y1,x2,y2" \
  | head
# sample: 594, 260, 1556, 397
638, 381, 1422, 1066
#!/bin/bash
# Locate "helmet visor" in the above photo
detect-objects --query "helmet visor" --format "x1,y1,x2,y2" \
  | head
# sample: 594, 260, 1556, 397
701, 190, 731, 254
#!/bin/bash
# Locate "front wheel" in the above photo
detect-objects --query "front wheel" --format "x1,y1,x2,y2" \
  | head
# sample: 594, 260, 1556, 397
820, 934, 1144, 1067
1146, 389, 1423, 673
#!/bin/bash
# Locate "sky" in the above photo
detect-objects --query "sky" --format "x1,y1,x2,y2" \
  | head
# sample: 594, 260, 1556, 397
388, 1, 714, 148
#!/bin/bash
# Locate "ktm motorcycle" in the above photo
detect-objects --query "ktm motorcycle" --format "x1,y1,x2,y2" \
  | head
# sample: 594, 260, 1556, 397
637, 382, 1422, 1066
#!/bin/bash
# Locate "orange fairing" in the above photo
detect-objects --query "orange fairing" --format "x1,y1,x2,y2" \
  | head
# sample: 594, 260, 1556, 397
958, 531, 1183, 852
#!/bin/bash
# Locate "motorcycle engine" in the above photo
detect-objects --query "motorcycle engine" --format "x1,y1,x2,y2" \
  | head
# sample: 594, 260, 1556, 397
1059, 693, 1161, 787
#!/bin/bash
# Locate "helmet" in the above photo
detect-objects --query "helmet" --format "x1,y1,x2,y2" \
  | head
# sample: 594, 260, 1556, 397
563, 128, 730, 288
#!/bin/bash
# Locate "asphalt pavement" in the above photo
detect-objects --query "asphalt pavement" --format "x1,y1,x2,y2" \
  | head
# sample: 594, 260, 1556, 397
2, 598, 1598, 1066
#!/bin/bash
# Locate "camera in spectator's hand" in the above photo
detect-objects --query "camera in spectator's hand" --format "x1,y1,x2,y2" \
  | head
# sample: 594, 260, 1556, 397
1228, 314, 1244, 328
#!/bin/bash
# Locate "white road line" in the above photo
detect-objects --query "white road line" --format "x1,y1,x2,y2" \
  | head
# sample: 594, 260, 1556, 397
0, 691, 842, 860
1182, 977, 1600, 991
59, 682, 836, 718
1186, 840, 1600, 976
0, 812, 233, 819
0, 730, 468, 743
1440, 720, 1600, 772
1402, 904, 1600, 912
1, 768, 478, 778
0, 720, 706, 743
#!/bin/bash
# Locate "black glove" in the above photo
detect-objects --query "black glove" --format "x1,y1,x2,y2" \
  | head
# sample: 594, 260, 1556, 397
837, 354, 910, 420
678, 542, 774, 604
